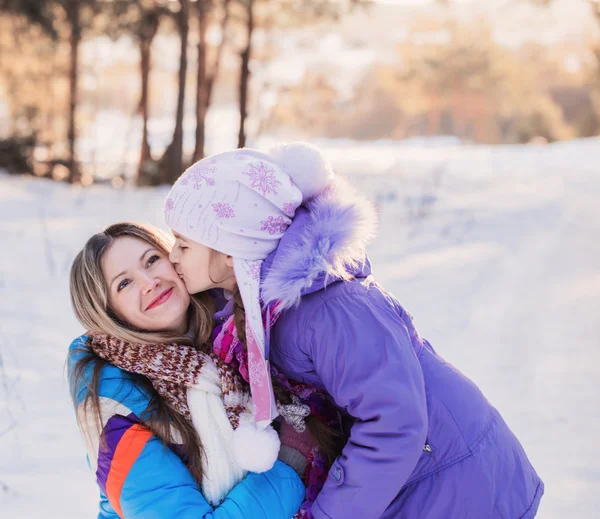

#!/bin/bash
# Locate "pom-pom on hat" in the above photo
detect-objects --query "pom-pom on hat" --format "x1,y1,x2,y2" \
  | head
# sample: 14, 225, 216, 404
165, 142, 334, 429
270, 142, 335, 200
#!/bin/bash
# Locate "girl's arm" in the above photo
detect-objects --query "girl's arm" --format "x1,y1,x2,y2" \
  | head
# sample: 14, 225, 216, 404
305, 294, 428, 519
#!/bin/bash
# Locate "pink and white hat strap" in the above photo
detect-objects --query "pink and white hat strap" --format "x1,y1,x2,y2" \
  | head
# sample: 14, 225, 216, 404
233, 258, 278, 429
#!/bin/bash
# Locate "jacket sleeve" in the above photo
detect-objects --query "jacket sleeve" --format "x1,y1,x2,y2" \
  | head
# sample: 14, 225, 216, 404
115, 430, 304, 519
98, 489, 119, 519
307, 294, 428, 519
69, 339, 304, 519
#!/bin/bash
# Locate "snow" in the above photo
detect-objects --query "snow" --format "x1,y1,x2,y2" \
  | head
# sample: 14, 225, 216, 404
1, 137, 599, 517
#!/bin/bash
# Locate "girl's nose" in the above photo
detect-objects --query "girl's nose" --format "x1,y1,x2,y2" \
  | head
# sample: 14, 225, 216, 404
169, 248, 179, 264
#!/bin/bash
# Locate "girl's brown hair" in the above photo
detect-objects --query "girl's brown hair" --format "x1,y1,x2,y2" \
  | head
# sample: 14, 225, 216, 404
69, 222, 214, 485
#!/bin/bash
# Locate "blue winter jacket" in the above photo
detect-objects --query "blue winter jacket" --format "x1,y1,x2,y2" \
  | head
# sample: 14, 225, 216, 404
260, 181, 544, 519
68, 336, 305, 519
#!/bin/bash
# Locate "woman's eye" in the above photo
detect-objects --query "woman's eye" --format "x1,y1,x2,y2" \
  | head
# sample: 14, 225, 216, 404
146, 254, 160, 267
117, 279, 130, 291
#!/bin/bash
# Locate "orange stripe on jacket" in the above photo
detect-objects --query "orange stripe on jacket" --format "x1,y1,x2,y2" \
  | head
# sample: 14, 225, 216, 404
105, 424, 153, 518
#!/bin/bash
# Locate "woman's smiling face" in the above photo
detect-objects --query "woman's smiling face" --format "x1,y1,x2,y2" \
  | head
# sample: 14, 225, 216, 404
102, 236, 191, 334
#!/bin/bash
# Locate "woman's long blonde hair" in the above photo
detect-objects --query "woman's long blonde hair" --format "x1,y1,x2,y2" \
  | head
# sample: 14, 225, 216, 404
69, 222, 214, 485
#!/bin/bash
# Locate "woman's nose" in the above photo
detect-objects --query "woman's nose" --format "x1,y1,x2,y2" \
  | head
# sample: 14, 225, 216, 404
140, 274, 159, 294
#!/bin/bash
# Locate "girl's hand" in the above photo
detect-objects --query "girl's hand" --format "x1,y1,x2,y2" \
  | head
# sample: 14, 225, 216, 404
277, 420, 313, 476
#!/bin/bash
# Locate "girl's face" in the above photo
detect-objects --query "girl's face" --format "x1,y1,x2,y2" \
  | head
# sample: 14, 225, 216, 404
169, 231, 235, 294
102, 236, 190, 334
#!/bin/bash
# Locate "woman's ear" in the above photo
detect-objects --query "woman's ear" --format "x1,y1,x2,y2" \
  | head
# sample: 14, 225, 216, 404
225, 255, 234, 268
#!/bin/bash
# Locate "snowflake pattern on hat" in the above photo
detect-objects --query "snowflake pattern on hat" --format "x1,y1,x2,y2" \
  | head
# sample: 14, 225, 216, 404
212, 202, 235, 219
247, 352, 265, 388
283, 202, 296, 216
248, 263, 261, 280
261, 216, 288, 235
243, 162, 282, 196
182, 164, 216, 189
233, 259, 278, 426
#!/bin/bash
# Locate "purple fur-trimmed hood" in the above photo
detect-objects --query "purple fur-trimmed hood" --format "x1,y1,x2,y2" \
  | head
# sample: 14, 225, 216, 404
260, 179, 378, 311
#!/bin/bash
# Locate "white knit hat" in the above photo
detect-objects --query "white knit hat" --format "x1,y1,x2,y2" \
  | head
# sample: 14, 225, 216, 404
165, 142, 335, 429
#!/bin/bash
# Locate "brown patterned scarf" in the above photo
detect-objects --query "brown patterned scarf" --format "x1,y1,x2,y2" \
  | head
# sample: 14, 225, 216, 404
88, 334, 250, 428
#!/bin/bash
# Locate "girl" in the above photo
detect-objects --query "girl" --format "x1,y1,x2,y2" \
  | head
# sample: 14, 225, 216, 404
165, 142, 544, 519
68, 222, 336, 519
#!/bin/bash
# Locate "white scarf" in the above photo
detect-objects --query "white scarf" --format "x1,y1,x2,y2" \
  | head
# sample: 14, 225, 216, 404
187, 356, 247, 506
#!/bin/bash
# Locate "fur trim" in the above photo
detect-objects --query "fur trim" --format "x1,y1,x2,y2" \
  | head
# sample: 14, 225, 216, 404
262, 178, 378, 311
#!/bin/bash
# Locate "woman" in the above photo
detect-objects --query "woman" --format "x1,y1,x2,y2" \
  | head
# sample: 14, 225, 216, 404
68, 222, 309, 519
164, 142, 544, 519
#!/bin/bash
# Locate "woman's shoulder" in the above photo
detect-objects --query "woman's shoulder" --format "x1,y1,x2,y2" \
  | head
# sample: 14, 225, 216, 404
68, 334, 150, 415
68, 334, 127, 384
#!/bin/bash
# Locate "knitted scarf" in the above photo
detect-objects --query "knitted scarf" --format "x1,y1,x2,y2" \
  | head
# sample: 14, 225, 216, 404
89, 334, 250, 425
89, 334, 255, 506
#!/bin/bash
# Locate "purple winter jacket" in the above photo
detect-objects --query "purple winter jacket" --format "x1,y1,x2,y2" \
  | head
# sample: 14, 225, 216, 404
260, 181, 544, 519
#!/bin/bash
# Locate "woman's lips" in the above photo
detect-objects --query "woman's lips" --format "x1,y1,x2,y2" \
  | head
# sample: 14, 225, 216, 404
146, 287, 174, 310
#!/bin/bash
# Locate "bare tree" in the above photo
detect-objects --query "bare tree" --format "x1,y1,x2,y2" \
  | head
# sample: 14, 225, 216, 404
26, 0, 98, 181
0, 0, 96, 182
160, 0, 190, 184
63, 0, 83, 182
235, 0, 369, 149
194, 0, 211, 160
100, 0, 175, 185
237, 0, 254, 148
137, 6, 162, 182
46, 0, 98, 182
193, 0, 231, 161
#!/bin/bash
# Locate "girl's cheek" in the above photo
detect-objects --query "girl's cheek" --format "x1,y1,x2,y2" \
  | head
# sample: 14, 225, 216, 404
183, 257, 194, 276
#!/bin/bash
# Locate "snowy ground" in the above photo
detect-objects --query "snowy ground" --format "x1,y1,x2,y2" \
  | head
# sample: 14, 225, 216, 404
1, 138, 599, 518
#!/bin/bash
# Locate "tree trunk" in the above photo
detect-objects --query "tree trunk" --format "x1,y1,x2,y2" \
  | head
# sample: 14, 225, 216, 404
162, 0, 190, 184
592, 1, 600, 70
138, 38, 152, 179
237, 0, 254, 149
207, 0, 231, 106
66, 0, 80, 183
193, 1, 209, 162
193, 0, 232, 161
591, 0, 600, 24
137, 12, 160, 186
